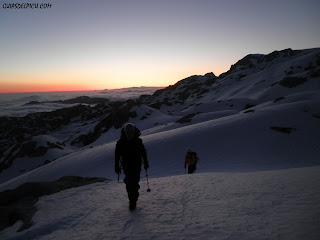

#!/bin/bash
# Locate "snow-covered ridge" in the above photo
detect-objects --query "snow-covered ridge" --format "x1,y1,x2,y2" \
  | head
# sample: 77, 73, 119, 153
0, 47, 320, 186
0, 47, 320, 240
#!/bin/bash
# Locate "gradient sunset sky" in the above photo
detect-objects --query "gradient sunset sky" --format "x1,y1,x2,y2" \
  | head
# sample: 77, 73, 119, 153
1, 0, 319, 93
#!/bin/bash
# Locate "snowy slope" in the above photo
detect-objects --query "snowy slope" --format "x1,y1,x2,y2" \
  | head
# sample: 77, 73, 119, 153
1, 166, 319, 240
1, 88, 320, 192
0, 47, 320, 239
1, 47, 320, 188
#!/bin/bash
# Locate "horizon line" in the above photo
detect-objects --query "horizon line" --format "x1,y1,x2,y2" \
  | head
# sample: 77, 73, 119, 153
0, 86, 165, 94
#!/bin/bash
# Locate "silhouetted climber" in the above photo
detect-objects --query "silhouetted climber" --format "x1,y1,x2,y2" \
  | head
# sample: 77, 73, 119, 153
184, 148, 199, 174
115, 123, 149, 210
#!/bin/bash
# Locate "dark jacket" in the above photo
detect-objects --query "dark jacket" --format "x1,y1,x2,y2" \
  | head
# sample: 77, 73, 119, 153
115, 127, 148, 173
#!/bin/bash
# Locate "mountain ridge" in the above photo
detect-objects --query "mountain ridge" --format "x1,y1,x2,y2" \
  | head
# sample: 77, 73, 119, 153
0, 47, 319, 184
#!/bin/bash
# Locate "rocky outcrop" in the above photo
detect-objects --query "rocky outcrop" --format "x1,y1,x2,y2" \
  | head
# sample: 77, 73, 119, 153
270, 126, 296, 134
279, 77, 308, 88
53, 96, 110, 104
150, 73, 217, 109
0, 104, 104, 172
175, 112, 201, 123
0, 140, 64, 173
219, 48, 298, 79
71, 100, 138, 147
25, 96, 110, 105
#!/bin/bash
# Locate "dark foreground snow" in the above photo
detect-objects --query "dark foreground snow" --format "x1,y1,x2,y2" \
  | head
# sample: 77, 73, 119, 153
1, 166, 319, 240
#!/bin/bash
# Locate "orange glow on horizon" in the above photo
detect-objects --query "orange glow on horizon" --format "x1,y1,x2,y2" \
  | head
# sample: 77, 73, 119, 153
0, 82, 97, 94
0, 80, 168, 94
0, 64, 227, 93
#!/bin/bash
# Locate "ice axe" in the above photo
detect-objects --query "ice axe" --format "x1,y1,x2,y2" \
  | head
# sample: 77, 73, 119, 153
117, 167, 121, 183
146, 170, 151, 192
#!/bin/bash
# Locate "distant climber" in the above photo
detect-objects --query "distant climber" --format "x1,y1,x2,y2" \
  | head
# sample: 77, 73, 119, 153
184, 149, 199, 174
115, 123, 149, 210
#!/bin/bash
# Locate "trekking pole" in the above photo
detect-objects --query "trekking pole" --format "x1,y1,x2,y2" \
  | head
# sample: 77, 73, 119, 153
146, 170, 151, 192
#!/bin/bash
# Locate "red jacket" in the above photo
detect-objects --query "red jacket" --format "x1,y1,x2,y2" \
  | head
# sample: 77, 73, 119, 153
184, 152, 199, 168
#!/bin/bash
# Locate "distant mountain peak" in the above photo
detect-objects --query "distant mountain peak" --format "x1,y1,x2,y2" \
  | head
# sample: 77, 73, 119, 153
219, 48, 304, 79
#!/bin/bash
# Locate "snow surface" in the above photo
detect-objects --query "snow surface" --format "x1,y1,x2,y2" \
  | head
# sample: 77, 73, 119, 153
1, 166, 319, 240
1, 48, 320, 239
1, 96, 319, 189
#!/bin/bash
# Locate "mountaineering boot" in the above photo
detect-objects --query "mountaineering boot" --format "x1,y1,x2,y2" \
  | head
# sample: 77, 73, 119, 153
129, 201, 136, 211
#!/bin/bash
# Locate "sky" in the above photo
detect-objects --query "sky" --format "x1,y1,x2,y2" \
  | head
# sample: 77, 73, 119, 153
0, 0, 319, 93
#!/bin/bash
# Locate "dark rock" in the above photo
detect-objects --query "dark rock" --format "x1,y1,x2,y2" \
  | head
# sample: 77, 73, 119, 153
152, 73, 215, 101
270, 126, 296, 134
0, 176, 109, 232
149, 100, 173, 110
0, 140, 66, 173
176, 113, 200, 123
239, 74, 247, 79
279, 77, 307, 88
244, 110, 255, 113
220, 49, 297, 79
23, 101, 41, 105
71, 100, 138, 147
53, 96, 110, 104
304, 62, 316, 71
0, 103, 109, 164
245, 104, 256, 110
219, 55, 260, 78
308, 68, 320, 78
274, 97, 285, 103
0, 105, 93, 157
265, 48, 296, 62
270, 81, 279, 87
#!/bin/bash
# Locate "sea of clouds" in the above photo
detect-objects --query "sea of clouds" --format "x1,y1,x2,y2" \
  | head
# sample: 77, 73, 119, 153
0, 87, 161, 117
